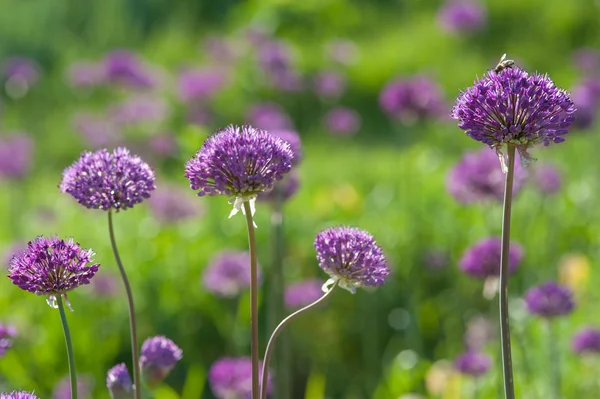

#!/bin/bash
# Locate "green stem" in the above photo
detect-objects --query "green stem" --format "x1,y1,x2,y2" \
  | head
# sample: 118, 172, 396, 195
548, 320, 560, 399
243, 201, 260, 399
108, 211, 142, 399
57, 296, 78, 399
260, 281, 339, 399
499, 144, 516, 399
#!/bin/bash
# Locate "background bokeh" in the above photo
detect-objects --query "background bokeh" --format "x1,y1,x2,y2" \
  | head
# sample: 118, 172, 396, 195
1, 0, 600, 398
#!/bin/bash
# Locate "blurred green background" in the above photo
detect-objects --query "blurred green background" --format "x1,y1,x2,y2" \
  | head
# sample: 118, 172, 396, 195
1, 0, 600, 398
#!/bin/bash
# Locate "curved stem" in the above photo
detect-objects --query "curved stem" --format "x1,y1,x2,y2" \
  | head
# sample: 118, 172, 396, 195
499, 144, 516, 399
57, 296, 78, 399
243, 201, 260, 399
260, 281, 339, 399
108, 211, 142, 399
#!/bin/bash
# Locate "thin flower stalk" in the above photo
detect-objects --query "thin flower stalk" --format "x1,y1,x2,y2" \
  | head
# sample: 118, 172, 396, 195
57, 296, 78, 399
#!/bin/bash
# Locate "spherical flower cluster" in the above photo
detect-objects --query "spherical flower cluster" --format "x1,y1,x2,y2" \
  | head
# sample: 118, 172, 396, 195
524, 281, 575, 318
208, 357, 272, 399
60, 147, 156, 212
459, 237, 523, 279
379, 75, 446, 124
437, 1, 487, 34
284, 279, 324, 309
0, 323, 17, 358
139, 336, 183, 388
531, 163, 562, 195
0, 392, 39, 399
8, 236, 99, 309
452, 66, 576, 161
454, 351, 492, 377
314, 227, 389, 294
324, 107, 362, 136
0, 134, 33, 181
106, 363, 133, 399
571, 327, 600, 354
202, 251, 259, 298
447, 148, 526, 204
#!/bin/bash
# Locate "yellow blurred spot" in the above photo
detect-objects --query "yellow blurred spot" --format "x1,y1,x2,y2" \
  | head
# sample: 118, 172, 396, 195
558, 253, 590, 294
425, 360, 461, 398
332, 183, 361, 211
304, 369, 326, 399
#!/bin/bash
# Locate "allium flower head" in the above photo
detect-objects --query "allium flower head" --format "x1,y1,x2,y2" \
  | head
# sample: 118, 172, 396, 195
532, 163, 562, 195
208, 357, 272, 399
139, 336, 182, 388
380, 75, 446, 124
0, 323, 17, 357
106, 363, 133, 399
324, 107, 362, 136
524, 281, 574, 318
454, 351, 492, 377
0, 134, 33, 181
1, 392, 39, 399
60, 147, 156, 212
438, 1, 487, 34
8, 236, 99, 309
570, 78, 600, 129
257, 171, 300, 203
103, 50, 156, 89
184, 125, 293, 218
572, 327, 600, 354
447, 148, 526, 203
452, 64, 576, 164
202, 251, 259, 297
459, 237, 523, 279
284, 279, 324, 309
314, 227, 389, 294
268, 130, 302, 164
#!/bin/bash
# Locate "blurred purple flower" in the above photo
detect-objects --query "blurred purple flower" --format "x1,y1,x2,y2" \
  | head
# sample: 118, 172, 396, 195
313, 71, 346, 100
437, 1, 487, 34
257, 171, 300, 203
284, 279, 324, 309
202, 251, 259, 297
0, 134, 33, 181
380, 75, 446, 124
524, 281, 575, 318
246, 103, 293, 131
67, 61, 106, 88
53, 375, 92, 399
259, 41, 302, 91
572, 48, 600, 75
454, 351, 492, 377
139, 335, 182, 388
103, 50, 157, 89
148, 133, 178, 158
110, 95, 170, 126
465, 316, 495, 351
459, 237, 524, 279
531, 163, 561, 195
0, 323, 16, 358
571, 78, 600, 129
324, 107, 361, 136
89, 272, 119, 297
106, 363, 133, 399
2, 57, 40, 97
203, 35, 237, 63
446, 148, 526, 204
572, 327, 600, 354
423, 249, 449, 270
177, 68, 227, 103
149, 184, 203, 224
208, 357, 272, 399
186, 103, 213, 126
325, 39, 359, 66
72, 112, 121, 147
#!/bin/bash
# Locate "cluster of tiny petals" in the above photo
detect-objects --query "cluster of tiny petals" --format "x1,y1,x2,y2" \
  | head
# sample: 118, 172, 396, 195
8, 236, 99, 299
452, 66, 576, 157
60, 147, 156, 211
0, 392, 39, 399
524, 281, 575, 318
185, 125, 294, 198
314, 227, 389, 294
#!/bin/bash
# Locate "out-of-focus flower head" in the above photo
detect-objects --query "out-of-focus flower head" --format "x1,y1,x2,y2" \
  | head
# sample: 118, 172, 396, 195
208, 357, 272, 399
524, 281, 575, 318
1, 392, 39, 399
284, 279, 324, 309
67, 61, 106, 88
570, 78, 600, 129
258, 41, 302, 91
313, 71, 346, 100
177, 68, 227, 103
268, 130, 302, 164
2, 57, 40, 98
422, 249, 449, 270
148, 184, 203, 224
53, 375, 92, 399
202, 251, 259, 297
246, 103, 294, 131
325, 38, 360, 66
203, 35, 237, 63
0, 133, 33, 181
106, 363, 133, 399
572, 48, 600, 75
110, 95, 170, 126
454, 351, 492, 377
72, 112, 121, 148
437, 1, 487, 34
380, 75, 446, 124
139, 335, 183, 389
103, 50, 157, 89
186, 103, 213, 127
0, 323, 17, 358
465, 316, 495, 351
89, 272, 119, 297
324, 107, 362, 136
531, 163, 561, 195
572, 327, 600, 354
459, 237, 523, 279
148, 133, 178, 158
257, 171, 300, 203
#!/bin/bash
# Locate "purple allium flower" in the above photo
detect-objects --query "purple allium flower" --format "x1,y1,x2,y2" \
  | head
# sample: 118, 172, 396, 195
571, 78, 600, 129
106, 363, 133, 399
0, 134, 33, 181
284, 279, 324, 309
177, 68, 227, 103
452, 65, 576, 162
454, 351, 492, 377
60, 147, 156, 211
572, 48, 600, 75
459, 237, 523, 279
437, 1, 487, 34
8, 237, 99, 308
380, 75, 446, 124
258, 41, 302, 91
72, 112, 121, 148
325, 39, 359, 66
67, 61, 106, 88
139, 335, 183, 388
324, 107, 362, 136
572, 327, 600, 354
314, 227, 389, 294
148, 184, 203, 224
524, 281, 575, 318
208, 357, 272, 399
268, 130, 302, 164
202, 251, 259, 297
103, 50, 156, 89
1, 392, 39, 399
313, 71, 346, 100
110, 95, 170, 126
247, 103, 294, 131
257, 171, 300, 203
446, 148, 526, 204
531, 163, 561, 195
0, 323, 16, 358
53, 375, 92, 399
184, 125, 293, 218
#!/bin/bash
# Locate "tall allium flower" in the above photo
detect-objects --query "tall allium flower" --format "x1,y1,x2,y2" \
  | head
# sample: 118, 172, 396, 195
148, 185, 203, 224
571, 327, 600, 354
184, 125, 293, 217
324, 107, 362, 136
103, 50, 156, 89
380, 75, 446, 124
0, 323, 17, 357
53, 375, 92, 399
452, 65, 576, 164
257, 172, 300, 203
447, 148, 526, 204
454, 351, 492, 377
106, 363, 133, 399
524, 281, 575, 318
209, 357, 272, 399
284, 279, 324, 309
531, 163, 562, 195
8, 236, 99, 308
139, 336, 183, 388
437, 1, 487, 34
247, 103, 294, 131
202, 251, 259, 297
177, 68, 227, 103
0, 392, 39, 399
459, 237, 523, 279
60, 147, 156, 211
314, 227, 389, 294
0, 134, 33, 181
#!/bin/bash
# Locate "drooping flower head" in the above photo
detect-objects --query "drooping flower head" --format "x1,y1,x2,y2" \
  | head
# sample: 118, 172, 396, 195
202, 251, 259, 298
324, 107, 362, 136
0, 392, 39, 399
531, 163, 562, 195
459, 237, 523, 279
572, 327, 600, 354
314, 227, 389, 294
8, 236, 99, 309
139, 335, 182, 388
437, 1, 487, 34
106, 363, 133, 399
452, 63, 576, 164
208, 357, 272, 399
184, 125, 293, 218
380, 75, 446, 124
0, 134, 33, 181
454, 351, 492, 377
0, 323, 17, 357
524, 281, 575, 318
284, 279, 324, 309
60, 147, 156, 212
447, 148, 526, 203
